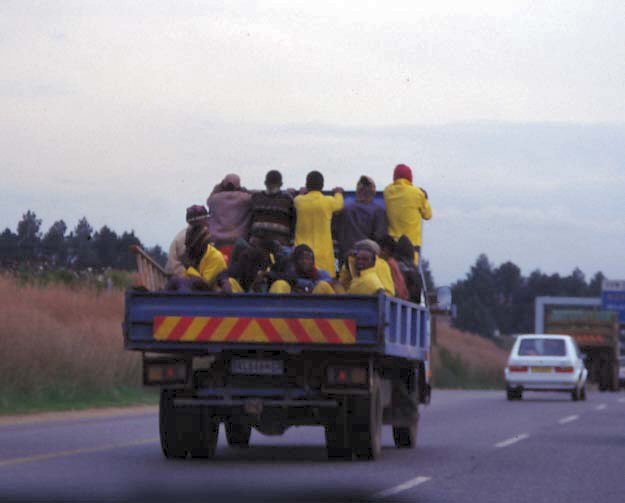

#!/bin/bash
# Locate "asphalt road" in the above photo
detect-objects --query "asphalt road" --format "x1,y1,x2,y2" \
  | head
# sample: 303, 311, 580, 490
1, 389, 624, 502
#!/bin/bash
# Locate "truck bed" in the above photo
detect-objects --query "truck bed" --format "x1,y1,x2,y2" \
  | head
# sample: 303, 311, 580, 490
124, 290, 429, 361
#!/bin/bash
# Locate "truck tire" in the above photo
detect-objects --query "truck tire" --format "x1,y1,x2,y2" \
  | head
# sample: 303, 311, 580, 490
609, 363, 619, 391
350, 376, 382, 460
393, 419, 418, 449
226, 422, 252, 448
188, 407, 219, 459
325, 424, 351, 460
159, 390, 187, 459
393, 375, 420, 448
325, 401, 351, 460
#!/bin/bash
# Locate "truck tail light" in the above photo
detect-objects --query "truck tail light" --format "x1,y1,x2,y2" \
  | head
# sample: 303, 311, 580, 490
326, 366, 368, 386
144, 360, 188, 385
555, 366, 574, 373
508, 366, 528, 372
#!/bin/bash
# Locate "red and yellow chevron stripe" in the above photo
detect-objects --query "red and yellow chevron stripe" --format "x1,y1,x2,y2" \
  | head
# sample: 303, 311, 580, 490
153, 316, 357, 344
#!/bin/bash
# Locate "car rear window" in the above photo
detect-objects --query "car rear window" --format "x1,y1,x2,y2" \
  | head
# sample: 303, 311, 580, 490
518, 338, 566, 357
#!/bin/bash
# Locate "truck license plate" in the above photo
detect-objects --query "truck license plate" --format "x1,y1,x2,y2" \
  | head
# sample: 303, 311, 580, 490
230, 359, 284, 375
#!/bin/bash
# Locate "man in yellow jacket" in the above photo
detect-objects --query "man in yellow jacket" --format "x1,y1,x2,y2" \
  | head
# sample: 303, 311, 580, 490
383, 164, 432, 265
348, 246, 385, 295
338, 239, 395, 296
183, 225, 243, 293
294, 171, 343, 277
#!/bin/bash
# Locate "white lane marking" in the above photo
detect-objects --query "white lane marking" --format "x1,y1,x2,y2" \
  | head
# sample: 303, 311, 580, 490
494, 433, 529, 448
595, 404, 607, 411
558, 415, 579, 424
618, 398, 625, 404
374, 476, 431, 498
0, 438, 158, 467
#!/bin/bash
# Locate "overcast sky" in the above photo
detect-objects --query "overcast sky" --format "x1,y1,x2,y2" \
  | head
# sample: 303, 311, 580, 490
2, 0, 624, 285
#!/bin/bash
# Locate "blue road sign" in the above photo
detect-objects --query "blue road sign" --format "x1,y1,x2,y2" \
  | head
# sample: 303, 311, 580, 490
602, 280, 625, 324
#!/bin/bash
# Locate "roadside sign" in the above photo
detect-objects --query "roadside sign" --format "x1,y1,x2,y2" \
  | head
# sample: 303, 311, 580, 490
601, 279, 625, 324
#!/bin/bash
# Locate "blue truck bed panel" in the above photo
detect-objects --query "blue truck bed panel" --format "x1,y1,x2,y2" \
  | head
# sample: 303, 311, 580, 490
124, 290, 429, 361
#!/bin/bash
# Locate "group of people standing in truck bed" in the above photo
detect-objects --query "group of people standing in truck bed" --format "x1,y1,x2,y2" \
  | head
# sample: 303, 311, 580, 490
164, 164, 431, 301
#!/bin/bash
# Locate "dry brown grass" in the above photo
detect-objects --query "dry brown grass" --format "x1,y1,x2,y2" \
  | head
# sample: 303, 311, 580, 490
0, 273, 509, 400
433, 318, 508, 371
0, 275, 141, 400
432, 318, 508, 388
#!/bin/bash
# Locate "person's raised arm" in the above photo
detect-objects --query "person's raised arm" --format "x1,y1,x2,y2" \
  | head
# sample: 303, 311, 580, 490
330, 187, 344, 212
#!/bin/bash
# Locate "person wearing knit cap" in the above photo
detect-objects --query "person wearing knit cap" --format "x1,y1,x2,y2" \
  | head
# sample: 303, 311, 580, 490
182, 223, 242, 293
335, 175, 388, 262
207, 173, 253, 257
293, 171, 344, 277
383, 163, 432, 265
165, 205, 210, 276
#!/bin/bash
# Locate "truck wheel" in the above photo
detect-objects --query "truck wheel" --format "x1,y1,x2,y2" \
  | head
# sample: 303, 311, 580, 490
188, 407, 219, 459
393, 418, 418, 449
350, 377, 382, 460
226, 422, 252, 448
325, 401, 352, 460
325, 423, 351, 460
159, 390, 187, 459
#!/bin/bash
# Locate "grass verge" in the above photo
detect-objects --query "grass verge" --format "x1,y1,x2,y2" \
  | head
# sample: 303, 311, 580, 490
0, 386, 158, 415
432, 347, 505, 389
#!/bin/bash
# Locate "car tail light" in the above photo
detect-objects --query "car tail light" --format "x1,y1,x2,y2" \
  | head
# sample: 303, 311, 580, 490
508, 366, 528, 372
555, 366, 574, 373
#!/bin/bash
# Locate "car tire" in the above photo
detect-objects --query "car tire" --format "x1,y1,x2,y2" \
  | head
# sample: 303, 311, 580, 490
580, 383, 587, 401
506, 388, 521, 401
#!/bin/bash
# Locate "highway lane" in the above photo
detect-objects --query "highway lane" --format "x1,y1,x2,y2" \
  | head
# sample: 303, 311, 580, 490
0, 390, 623, 502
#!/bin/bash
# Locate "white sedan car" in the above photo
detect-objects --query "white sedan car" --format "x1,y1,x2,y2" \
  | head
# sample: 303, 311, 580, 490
505, 334, 588, 401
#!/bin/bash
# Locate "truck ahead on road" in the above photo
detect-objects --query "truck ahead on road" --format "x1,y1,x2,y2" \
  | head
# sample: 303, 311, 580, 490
535, 296, 619, 391
124, 189, 445, 460
124, 284, 437, 461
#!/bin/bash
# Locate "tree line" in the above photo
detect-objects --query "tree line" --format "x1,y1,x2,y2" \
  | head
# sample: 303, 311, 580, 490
2, 211, 605, 340
0, 210, 166, 272
452, 254, 605, 338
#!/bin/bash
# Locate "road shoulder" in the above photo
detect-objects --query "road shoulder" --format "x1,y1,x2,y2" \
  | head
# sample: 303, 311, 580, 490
0, 405, 158, 427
